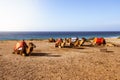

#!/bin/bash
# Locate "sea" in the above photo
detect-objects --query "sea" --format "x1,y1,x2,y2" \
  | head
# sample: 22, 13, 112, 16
0, 31, 120, 40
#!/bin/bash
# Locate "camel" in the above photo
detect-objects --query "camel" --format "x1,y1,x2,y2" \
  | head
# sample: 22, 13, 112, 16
71, 37, 87, 47
63, 37, 78, 47
55, 38, 64, 48
105, 42, 118, 47
72, 37, 117, 47
26, 42, 36, 56
90, 37, 119, 47
55, 37, 118, 48
13, 42, 36, 56
92, 37, 106, 46
56, 37, 87, 48
55, 38, 73, 48
48, 38, 55, 42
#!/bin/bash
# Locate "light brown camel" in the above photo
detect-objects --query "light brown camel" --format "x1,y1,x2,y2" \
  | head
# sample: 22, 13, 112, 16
26, 42, 36, 56
90, 37, 118, 47
13, 42, 36, 56
57, 38, 86, 48
55, 38, 72, 48
48, 38, 55, 42
71, 38, 86, 47
55, 38, 64, 48
58, 37, 118, 48
92, 37, 106, 46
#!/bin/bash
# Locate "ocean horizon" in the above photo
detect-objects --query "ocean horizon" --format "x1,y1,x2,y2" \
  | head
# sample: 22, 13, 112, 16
0, 31, 120, 40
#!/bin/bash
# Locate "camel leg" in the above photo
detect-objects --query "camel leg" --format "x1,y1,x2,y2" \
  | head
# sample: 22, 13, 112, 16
14, 50, 20, 54
19, 47, 27, 56
60, 42, 65, 48
12, 51, 15, 54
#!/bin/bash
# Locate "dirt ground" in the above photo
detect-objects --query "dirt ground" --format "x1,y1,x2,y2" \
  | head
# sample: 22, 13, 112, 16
0, 38, 120, 80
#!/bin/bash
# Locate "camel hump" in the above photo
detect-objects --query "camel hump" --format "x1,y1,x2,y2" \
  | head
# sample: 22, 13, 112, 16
48, 38, 55, 42
14, 42, 20, 50
93, 37, 106, 45
14, 41, 27, 51
56, 38, 63, 43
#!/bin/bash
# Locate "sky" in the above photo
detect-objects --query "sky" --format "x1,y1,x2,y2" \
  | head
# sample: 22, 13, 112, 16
0, 0, 120, 31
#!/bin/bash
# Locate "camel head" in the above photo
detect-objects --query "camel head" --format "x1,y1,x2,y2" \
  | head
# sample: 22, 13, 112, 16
28, 42, 36, 48
26, 42, 36, 55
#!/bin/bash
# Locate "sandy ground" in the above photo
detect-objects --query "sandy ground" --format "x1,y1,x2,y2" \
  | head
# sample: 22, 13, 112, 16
0, 38, 120, 80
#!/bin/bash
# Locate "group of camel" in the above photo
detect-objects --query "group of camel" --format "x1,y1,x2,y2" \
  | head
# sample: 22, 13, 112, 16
49, 37, 116, 48
12, 37, 117, 56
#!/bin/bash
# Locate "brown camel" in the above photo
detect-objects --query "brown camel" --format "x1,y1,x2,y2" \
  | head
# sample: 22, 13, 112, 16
55, 38, 64, 48
13, 42, 36, 56
56, 38, 86, 48
56, 37, 118, 48
48, 38, 55, 42
26, 42, 36, 56
92, 37, 106, 46
55, 38, 72, 48
90, 37, 118, 47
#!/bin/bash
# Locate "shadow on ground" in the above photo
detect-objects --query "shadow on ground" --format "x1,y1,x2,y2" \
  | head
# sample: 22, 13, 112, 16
61, 46, 85, 49
31, 52, 61, 57
100, 49, 114, 53
106, 51, 114, 53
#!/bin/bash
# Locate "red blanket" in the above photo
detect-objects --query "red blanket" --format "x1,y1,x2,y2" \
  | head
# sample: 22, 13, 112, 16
94, 37, 104, 45
14, 42, 25, 51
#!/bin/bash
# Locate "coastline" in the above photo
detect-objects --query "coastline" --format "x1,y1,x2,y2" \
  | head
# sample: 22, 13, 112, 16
0, 31, 120, 40
0, 36, 120, 40
0, 37, 120, 43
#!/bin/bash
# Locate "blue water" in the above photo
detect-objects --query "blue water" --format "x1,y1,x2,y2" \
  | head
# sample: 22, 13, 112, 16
0, 31, 120, 40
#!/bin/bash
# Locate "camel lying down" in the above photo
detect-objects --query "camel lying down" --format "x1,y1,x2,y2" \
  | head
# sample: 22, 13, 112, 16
55, 37, 119, 48
48, 38, 56, 42
13, 42, 36, 56
55, 38, 87, 48
105, 42, 119, 47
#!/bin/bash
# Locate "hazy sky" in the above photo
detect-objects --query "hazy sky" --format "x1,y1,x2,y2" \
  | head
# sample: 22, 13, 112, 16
0, 0, 120, 31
